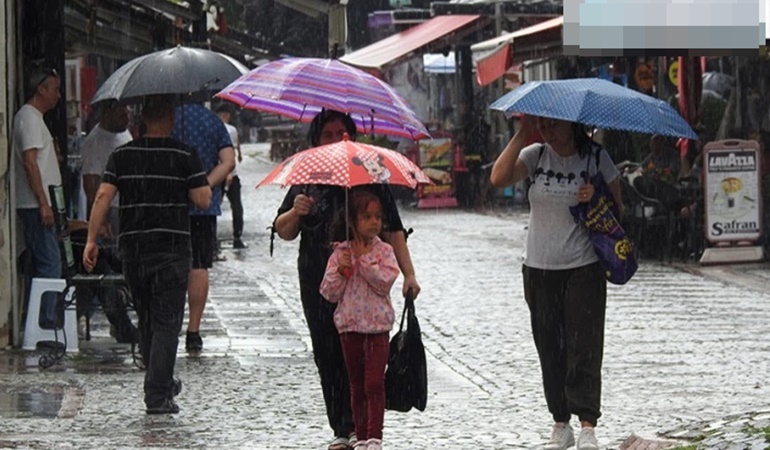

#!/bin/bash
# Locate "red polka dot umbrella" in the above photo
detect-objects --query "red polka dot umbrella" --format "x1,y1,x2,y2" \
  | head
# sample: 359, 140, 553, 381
257, 134, 432, 189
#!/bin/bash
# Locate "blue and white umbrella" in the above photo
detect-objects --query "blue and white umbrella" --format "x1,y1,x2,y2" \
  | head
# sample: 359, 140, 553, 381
489, 78, 698, 139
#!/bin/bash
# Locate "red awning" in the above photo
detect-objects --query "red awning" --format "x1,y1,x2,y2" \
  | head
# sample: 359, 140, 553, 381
340, 15, 481, 70
472, 16, 563, 85
476, 43, 511, 86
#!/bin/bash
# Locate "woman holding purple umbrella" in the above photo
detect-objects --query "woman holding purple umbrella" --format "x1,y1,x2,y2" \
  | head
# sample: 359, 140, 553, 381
490, 115, 622, 450
272, 110, 420, 450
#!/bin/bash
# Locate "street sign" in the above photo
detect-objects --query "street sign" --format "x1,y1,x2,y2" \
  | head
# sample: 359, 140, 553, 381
700, 139, 764, 264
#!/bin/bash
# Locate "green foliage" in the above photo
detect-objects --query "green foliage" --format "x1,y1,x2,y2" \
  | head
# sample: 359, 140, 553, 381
601, 129, 652, 164
357, 134, 398, 150
741, 424, 770, 442
668, 92, 726, 143
668, 446, 698, 450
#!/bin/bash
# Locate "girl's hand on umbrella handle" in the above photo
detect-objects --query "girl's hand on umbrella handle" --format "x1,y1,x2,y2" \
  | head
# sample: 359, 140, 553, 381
578, 184, 595, 203
351, 236, 372, 257
338, 250, 353, 278
293, 194, 313, 216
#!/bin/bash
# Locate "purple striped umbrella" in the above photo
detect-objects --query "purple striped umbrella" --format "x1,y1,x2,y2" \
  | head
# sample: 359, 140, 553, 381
214, 57, 430, 140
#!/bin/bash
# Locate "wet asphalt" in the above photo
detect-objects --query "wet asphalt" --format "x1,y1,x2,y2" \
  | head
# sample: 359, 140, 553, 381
0, 143, 768, 450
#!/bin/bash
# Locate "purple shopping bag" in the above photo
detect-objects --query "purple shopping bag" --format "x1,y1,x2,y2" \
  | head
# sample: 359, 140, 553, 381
570, 171, 638, 285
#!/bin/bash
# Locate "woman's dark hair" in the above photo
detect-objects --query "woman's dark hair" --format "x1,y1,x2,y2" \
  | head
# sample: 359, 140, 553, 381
571, 122, 596, 158
307, 109, 357, 147
328, 190, 385, 243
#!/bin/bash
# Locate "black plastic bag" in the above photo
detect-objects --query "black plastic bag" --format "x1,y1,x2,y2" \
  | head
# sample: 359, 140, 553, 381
385, 291, 427, 412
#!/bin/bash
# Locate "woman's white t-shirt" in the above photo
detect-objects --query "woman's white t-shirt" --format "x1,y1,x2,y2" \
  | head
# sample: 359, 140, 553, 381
519, 142, 619, 270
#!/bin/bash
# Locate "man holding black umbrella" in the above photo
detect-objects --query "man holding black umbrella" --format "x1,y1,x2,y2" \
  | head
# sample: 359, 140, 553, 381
83, 95, 211, 414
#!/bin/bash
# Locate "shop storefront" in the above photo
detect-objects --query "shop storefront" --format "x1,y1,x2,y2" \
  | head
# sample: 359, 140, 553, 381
2, 0, 273, 347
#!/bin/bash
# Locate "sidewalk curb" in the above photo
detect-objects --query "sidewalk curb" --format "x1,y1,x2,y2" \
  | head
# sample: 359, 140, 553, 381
670, 261, 770, 294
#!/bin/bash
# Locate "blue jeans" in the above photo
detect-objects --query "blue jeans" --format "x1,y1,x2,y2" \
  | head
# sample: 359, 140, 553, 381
123, 252, 190, 407
18, 208, 62, 329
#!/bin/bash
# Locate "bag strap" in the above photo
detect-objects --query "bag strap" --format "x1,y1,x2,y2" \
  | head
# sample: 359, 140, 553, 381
397, 289, 416, 332
268, 225, 276, 257
530, 144, 545, 183
582, 144, 602, 183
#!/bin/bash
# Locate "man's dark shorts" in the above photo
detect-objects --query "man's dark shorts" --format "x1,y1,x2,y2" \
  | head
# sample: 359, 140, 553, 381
190, 215, 217, 269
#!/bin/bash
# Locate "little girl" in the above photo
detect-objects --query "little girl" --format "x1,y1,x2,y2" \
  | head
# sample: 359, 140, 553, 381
320, 190, 400, 450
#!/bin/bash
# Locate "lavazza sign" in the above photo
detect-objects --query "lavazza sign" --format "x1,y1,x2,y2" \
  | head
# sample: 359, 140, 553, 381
704, 143, 762, 243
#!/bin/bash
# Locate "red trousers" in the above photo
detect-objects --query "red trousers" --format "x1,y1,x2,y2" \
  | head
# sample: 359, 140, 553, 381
340, 332, 390, 441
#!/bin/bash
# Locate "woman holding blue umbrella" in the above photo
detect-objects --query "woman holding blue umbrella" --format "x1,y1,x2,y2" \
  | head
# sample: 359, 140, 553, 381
490, 114, 622, 450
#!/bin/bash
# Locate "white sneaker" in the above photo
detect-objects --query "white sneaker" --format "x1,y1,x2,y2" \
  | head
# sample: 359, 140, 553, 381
365, 438, 382, 450
327, 436, 348, 450
576, 427, 599, 450
544, 422, 575, 450
350, 434, 365, 449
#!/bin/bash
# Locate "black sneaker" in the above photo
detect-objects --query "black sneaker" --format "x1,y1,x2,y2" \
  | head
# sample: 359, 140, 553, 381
185, 331, 203, 353
172, 378, 182, 397
146, 398, 180, 415
233, 239, 247, 249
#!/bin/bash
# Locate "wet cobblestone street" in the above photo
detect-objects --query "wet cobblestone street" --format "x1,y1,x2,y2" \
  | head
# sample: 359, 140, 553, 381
0, 143, 768, 449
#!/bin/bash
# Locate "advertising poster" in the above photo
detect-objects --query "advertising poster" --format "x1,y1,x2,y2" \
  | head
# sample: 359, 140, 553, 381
417, 136, 457, 208
703, 140, 762, 243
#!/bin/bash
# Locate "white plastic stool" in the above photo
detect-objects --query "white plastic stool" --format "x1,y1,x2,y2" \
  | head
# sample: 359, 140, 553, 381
22, 278, 78, 352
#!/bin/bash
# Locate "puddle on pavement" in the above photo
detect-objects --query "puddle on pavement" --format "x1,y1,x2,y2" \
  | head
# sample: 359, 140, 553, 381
0, 387, 64, 419
0, 344, 139, 375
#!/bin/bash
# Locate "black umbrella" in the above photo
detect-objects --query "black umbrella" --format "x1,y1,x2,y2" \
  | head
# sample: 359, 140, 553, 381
702, 72, 734, 97
91, 46, 248, 105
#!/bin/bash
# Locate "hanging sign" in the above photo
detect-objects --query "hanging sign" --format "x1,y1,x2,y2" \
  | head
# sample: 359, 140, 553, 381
703, 140, 762, 243
416, 134, 457, 208
668, 60, 679, 86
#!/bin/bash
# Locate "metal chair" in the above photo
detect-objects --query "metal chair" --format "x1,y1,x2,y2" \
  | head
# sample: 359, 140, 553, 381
39, 185, 135, 368
619, 177, 672, 261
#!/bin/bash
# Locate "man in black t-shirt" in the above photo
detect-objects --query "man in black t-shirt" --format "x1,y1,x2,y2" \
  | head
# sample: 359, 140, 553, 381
83, 95, 211, 415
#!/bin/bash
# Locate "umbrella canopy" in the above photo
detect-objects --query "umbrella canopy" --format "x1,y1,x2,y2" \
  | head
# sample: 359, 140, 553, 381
215, 57, 430, 140
702, 71, 734, 97
489, 78, 698, 139
257, 135, 432, 189
92, 46, 248, 105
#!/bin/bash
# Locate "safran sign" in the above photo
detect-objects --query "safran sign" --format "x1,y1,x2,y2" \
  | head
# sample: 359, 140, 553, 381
703, 140, 762, 243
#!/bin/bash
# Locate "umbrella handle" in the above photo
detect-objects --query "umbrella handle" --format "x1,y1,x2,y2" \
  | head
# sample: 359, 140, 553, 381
345, 187, 349, 243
